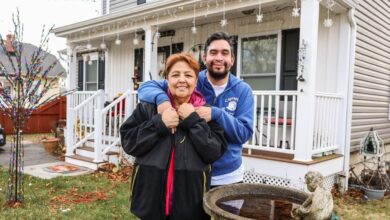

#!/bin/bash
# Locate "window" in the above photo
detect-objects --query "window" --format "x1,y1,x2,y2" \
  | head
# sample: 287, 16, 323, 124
85, 60, 98, 91
241, 35, 278, 76
137, 0, 146, 5
240, 34, 279, 91
77, 52, 104, 91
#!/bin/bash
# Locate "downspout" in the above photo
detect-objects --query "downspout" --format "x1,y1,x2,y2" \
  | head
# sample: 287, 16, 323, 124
342, 7, 357, 191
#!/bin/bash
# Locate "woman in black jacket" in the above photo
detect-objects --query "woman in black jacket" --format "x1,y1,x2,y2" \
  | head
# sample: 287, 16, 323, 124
120, 53, 227, 220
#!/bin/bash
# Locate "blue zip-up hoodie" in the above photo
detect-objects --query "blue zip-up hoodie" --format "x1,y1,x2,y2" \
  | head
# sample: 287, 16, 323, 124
138, 70, 254, 176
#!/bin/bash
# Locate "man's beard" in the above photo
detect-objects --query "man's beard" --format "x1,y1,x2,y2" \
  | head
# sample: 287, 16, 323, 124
207, 61, 230, 80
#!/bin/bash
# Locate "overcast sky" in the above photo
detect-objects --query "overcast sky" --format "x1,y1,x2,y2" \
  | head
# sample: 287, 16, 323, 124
1, 0, 101, 57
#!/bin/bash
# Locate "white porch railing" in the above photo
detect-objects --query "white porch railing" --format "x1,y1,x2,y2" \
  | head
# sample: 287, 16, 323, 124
68, 91, 97, 108
66, 90, 105, 157
244, 91, 298, 155
66, 90, 344, 164
312, 92, 343, 154
94, 90, 138, 162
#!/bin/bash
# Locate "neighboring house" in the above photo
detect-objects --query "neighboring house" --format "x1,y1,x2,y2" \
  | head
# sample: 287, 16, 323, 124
0, 34, 67, 133
52, 0, 389, 190
0, 34, 66, 105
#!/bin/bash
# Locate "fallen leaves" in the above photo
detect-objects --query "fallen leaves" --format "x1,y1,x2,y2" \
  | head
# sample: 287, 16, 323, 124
50, 187, 109, 209
6, 201, 23, 209
96, 164, 133, 182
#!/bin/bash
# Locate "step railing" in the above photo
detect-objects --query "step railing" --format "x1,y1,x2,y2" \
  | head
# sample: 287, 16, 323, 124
66, 90, 105, 157
94, 90, 138, 162
312, 92, 343, 154
244, 91, 298, 155
68, 91, 97, 108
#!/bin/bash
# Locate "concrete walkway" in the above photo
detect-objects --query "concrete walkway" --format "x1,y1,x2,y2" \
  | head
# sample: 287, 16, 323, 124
0, 141, 93, 179
0, 141, 58, 167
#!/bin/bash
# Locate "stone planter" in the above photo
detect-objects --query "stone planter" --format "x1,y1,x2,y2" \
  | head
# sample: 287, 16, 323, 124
42, 138, 59, 154
203, 183, 309, 220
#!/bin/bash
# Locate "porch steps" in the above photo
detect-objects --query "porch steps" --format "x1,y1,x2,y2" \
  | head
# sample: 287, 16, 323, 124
77, 146, 119, 157
65, 154, 106, 170
67, 145, 120, 170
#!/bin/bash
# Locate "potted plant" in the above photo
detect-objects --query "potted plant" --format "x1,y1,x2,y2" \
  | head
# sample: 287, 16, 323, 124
41, 135, 59, 155
361, 168, 388, 200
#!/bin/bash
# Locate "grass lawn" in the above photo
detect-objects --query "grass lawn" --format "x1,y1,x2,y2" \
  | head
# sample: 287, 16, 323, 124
0, 166, 137, 219
333, 189, 390, 220
1, 164, 390, 220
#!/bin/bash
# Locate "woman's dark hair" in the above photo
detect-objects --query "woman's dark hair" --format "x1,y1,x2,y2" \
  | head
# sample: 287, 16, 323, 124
203, 32, 234, 57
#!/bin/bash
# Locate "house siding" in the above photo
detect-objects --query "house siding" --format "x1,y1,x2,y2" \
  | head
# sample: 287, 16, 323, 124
109, 0, 138, 14
351, 0, 390, 151
102, 0, 107, 15
106, 39, 133, 100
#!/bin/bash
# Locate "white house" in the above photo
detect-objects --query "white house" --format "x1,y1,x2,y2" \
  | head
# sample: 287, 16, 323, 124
51, 0, 388, 190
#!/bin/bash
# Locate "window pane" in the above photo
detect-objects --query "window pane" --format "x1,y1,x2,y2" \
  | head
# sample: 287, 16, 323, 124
86, 60, 98, 82
86, 83, 97, 91
241, 35, 277, 75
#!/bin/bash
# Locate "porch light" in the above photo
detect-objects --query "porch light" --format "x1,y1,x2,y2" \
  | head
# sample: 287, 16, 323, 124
191, 26, 197, 34
115, 34, 121, 45
86, 30, 92, 49
133, 38, 139, 45
100, 42, 106, 49
86, 40, 92, 49
191, 4, 197, 34
101, 27, 106, 49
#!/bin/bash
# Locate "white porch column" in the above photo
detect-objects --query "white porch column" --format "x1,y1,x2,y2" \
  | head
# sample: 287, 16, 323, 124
65, 44, 78, 155
68, 44, 78, 91
143, 26, 158, 81
294, 0, 320, 162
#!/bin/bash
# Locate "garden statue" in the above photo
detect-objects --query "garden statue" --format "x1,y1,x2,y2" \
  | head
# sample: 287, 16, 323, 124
291, 171, 334, 220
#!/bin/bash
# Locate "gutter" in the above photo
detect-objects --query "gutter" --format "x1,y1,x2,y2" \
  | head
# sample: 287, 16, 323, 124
343, 7, 357, 191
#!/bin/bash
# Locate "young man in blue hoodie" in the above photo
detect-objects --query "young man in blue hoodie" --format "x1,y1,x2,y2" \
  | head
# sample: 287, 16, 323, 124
138, 32, 254, 187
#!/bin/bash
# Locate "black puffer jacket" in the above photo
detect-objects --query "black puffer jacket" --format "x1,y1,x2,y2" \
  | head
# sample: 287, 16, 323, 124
120, 102, 227, 220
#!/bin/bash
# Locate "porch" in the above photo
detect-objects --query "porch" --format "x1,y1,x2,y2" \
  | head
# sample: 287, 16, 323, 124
53, 0, 358, 182
64, 88, 345, 180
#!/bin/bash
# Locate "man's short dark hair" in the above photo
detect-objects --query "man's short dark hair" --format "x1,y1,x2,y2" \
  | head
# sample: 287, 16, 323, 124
204, 32, 234, 57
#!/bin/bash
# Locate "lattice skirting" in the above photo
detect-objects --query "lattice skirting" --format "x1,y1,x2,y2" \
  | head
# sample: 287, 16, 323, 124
243, 169, 338, 192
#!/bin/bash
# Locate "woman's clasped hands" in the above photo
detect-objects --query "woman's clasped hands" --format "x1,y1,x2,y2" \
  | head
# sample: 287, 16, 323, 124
161, 103, 195, 134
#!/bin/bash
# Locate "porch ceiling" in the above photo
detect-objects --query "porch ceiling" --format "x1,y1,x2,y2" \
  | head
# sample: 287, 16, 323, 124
53, 0, 357, 45
53, 0, 293, 44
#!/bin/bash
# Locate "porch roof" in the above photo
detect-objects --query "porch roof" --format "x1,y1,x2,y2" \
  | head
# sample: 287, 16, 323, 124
53, 0, 357, 44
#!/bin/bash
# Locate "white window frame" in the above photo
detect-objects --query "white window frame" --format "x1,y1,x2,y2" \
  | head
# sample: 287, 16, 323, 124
83, 52, 99, 91
237, 30, 282, 91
